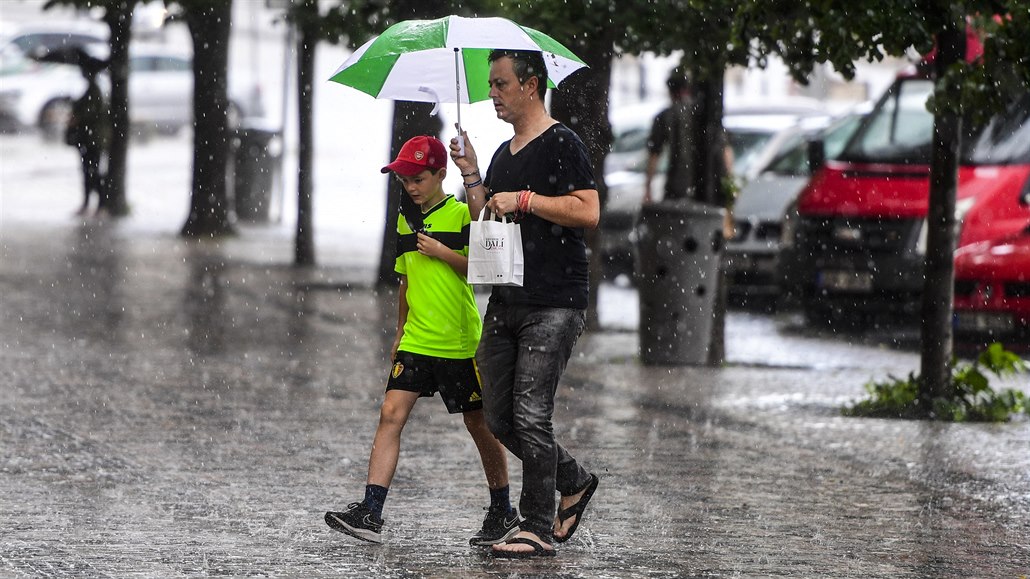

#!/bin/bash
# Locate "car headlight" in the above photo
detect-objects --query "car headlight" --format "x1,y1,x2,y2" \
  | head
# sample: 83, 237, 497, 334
780, 203, 799, 249
914, 196, 976, 255
0, 88, 22, 106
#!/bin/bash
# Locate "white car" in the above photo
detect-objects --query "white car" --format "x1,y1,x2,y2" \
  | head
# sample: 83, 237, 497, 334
0, 25, 259, 138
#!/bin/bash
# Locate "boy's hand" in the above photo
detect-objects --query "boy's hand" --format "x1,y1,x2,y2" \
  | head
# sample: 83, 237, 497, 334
449, 124, 479, 175
416, 232, 447, 259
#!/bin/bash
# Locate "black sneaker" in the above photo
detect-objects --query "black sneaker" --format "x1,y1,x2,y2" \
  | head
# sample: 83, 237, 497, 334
325, 502, 384, 543
469, 506, 520, 546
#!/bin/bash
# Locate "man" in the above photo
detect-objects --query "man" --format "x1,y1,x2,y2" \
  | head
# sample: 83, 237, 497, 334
66, 53, 110, 216
644, 69, 696, 204
645, 68, 735, 237
325, 136, 517, 546
449, 50, 599, 559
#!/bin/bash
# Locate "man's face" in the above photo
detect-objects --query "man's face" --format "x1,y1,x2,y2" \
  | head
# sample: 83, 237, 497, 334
395, 169, 444, 207
488, 57, 531, 124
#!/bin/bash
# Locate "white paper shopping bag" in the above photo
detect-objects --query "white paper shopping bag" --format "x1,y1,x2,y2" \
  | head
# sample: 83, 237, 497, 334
467, 207, 524, 287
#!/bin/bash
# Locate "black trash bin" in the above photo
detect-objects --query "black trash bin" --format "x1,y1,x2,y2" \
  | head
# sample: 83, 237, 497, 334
635, 199, 725, 365
233, 122, 282, 222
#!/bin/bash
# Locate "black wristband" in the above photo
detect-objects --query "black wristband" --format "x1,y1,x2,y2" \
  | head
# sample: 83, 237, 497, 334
461, 170, 480, 178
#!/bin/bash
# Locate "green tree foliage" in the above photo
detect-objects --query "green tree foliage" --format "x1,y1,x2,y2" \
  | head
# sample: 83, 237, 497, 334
734, 1, 1030, 116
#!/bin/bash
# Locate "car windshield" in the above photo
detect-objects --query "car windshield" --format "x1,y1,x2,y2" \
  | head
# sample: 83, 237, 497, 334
765, 113, 866, 176
840, 78, 935, 164
963, 94, 1030, 165
727, 130, 775, 176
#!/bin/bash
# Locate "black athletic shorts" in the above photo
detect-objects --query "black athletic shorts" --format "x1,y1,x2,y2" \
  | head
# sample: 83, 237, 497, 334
386, 351, 484, 414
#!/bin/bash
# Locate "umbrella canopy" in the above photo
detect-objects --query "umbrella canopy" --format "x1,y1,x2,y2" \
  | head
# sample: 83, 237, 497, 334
34, 45, 108, 75
328, 15, 587, 106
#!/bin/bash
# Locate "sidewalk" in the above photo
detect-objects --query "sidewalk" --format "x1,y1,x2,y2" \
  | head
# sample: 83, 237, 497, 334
1, 219, 1028, 578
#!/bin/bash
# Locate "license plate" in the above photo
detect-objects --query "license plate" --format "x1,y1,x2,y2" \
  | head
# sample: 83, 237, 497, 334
817, 270, 873, 292
728, 255, 755, 272
954, 311, 1014, 333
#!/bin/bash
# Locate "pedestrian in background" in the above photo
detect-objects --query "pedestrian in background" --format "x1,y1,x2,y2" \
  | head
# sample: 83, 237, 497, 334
325, 136, 517, 547
645, 68, 736, 237
450, 49, 600, 559
644, 68, 697, 204
65, 51, 110, 217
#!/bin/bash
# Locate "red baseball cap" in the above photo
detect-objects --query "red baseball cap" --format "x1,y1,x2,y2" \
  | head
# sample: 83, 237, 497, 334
381, 135, 448, 176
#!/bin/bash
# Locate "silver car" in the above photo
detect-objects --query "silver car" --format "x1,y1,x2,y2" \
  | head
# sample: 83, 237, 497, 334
724, 110, 868, 304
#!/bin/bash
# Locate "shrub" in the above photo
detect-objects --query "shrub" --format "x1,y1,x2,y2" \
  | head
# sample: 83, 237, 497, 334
843, 343, 1029, 422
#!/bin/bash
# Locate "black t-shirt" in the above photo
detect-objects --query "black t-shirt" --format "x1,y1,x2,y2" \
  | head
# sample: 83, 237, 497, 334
647, 102, 696, 201
484, 123, 596, 309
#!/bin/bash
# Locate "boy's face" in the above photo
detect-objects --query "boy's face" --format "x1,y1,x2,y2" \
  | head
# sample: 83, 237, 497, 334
395, 168, 446, 207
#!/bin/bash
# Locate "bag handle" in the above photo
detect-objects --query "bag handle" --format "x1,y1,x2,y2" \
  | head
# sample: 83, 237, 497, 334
476, 205, 509, 224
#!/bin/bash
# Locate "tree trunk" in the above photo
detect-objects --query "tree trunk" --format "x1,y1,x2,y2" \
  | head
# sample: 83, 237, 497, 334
100, 2, 132, 216
374, 0, 446, 287
919, 22, 966, 409
180, 1, 235, 238
550, 33, 615, 330
376, 102, 443, 286
693, 72, 728, 366
295, 2, 317, 266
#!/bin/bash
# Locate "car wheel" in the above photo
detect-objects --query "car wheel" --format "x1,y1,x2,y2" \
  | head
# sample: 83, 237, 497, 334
39, 98, 73, 142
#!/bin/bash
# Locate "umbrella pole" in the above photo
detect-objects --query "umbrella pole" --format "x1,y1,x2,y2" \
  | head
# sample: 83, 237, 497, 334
454, 48, 464, 155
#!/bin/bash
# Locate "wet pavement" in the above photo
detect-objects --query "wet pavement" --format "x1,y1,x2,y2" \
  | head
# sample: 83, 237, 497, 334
2, 218, 1028, 578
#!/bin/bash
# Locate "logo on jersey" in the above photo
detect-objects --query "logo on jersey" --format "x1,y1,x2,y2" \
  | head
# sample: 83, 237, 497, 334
391, 361, 404, 378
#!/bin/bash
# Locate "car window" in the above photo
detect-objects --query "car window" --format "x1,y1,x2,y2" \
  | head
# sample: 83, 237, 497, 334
130, 56, 155, 72
964, 94, 1030, 165
612, 126, 649, 154
765, 134, 808, 176
764, 113, 867, 177
842, 78, 935, 164
822, 114, 864, 159
156, 56, 191, 72
728, 131, 775, 176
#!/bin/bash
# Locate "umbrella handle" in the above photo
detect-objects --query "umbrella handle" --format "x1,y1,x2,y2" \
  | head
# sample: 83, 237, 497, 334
454, 48, 465, 156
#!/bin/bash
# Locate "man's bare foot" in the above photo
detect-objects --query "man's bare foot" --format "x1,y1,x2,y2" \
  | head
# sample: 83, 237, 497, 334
491, 531, 555, 558
553, 473, 598, 542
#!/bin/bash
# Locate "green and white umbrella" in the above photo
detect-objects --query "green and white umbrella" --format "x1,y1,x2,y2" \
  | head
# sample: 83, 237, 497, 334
329, 15, 587, 140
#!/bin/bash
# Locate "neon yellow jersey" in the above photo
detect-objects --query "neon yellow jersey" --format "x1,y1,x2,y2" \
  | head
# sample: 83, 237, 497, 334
395, 195, 481, 359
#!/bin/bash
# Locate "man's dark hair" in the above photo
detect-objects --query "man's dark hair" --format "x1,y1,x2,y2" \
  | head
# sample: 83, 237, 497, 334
489, 49, 548, 100
666, 68, 690, 95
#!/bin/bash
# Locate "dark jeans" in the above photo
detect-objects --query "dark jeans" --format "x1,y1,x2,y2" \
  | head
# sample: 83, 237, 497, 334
477, 302, 592, 542
78, 144, 104, 209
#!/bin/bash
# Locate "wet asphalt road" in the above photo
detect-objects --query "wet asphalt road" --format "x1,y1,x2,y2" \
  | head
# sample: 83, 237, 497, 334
1, 222, 1028, 578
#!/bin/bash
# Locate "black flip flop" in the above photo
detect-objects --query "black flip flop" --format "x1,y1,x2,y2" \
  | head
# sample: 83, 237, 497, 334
554, 473, 599, 544
491, 536, 557, 559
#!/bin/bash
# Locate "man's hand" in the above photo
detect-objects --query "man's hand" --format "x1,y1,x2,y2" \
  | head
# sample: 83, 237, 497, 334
449, 124, 479, 176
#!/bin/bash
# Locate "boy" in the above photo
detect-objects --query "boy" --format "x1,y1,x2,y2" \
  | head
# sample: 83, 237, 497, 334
325, 136, 518, 546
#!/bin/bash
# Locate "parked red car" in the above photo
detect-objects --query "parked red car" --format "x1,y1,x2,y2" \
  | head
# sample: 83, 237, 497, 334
782, 79, 1030, 326
953, 221, 1030, 339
